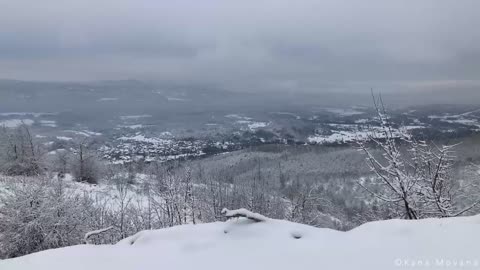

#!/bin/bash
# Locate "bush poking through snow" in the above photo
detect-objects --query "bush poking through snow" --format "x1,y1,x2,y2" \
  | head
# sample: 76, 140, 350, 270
222, 208, 268, 222
84, 227, 115, 244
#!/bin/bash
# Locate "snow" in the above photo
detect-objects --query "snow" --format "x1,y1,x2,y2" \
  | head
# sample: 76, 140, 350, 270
40, 120, 57, 127
412, 118, 423, 124
232, 117, 269, 130
82, 130, 102, 136
460, 108, 480, 116
404, 125, 425, 130
120, 115, 152, 120
429, 113, 480, 129
65, 130, 91, 136
160, 131, 172, 137
56, 136, 73, 141
354, 118, 369, 124
64, 130, 102, 137
308, 131, 363, 144
325, 108, 364, 116
118, 134, 171, 145
308, 124, 424, 144
272, 112, 301, 119
247, 121, 268, 130
84, 227, 114, 244
222, 208, 268, 222
225, 114, 252, 120
167, 97, 189, 102
3, 214, 480, 270
0, 119, 34, 128
47, 149, 66, 155
235, 120, 250, 124
97, 97, 118, 102
0, 112, 55, 117
443, 118, 480, 128
118, 124, 144, 129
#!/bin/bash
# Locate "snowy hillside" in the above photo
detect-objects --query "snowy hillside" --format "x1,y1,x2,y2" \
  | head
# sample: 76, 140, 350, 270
2, 210, 480, 270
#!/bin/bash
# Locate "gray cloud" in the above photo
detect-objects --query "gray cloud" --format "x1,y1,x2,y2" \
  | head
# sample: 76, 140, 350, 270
1, 0, 480, 92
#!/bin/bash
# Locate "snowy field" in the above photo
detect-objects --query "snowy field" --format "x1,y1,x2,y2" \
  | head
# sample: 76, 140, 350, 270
307, 124, 425, 144
325, 107, 365, 116
2, 211, 480, 270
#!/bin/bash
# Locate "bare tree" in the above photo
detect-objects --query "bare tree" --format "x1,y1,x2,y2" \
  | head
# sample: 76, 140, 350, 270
70, 139, 100, 184
182, 167, 196, 224
50, 149, 70, 179
284, 178, 326, 225
113, 174, 133, 239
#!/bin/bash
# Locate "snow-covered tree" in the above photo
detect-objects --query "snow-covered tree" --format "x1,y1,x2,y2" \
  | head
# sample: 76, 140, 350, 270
358, 94, 479, 219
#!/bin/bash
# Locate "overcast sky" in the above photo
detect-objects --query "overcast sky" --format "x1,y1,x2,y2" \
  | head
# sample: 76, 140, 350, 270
1, 0, 479, 93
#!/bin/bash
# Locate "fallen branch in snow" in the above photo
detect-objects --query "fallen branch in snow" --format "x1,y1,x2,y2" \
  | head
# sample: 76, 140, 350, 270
221, 208, 268, 222
84, 226, 115, 244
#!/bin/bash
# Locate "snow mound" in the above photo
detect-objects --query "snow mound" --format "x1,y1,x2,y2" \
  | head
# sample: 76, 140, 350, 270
3, 214, 480, 270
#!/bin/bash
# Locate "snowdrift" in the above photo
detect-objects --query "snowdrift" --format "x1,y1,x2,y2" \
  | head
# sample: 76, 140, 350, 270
2, 211, 480, 270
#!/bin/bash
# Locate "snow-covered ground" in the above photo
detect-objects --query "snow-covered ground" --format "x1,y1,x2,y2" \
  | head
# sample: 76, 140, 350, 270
64, 130, 102, 137
118, 134, 172, 145
3, 213, 480, 270
118, 124, 144, 129
120, 115, 152, 120
167, 96, 189, 102
429, 111, 480, 130
97, 97, 119, 102
308, 124, 425, 144
235, 120, 269, 131
227, 114, 269, 131
225, 114, 252, 120
247, 121, 269, 130
271, 112, 302, 119
0, 119, 34, 128
325, 108, 365, 116
0, 112, 56, 117
39, 120, 57, 127
56, 136, 73, 141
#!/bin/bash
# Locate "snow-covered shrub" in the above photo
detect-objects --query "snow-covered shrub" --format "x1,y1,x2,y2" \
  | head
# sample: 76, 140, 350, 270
0, 177, 95, 258
0, 125, 44, 176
